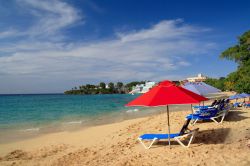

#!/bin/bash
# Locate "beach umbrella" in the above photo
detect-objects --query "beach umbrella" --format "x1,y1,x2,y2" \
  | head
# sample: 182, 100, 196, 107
199, 82, 221, 94
126, 80, 208, 148
229, 94, 242, 100
182, 82, 221, 96
239, 93, 250, 102
181, 82, 202, 95
239, 93, 250, 98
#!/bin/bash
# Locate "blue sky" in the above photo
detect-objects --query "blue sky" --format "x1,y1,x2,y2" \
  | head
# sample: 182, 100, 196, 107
0, 0, 249, 94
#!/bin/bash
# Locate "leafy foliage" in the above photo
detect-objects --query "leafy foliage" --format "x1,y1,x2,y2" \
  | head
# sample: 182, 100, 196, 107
64, 81, 146, 95
125, 81, 146, 91
206, 30, 250, 93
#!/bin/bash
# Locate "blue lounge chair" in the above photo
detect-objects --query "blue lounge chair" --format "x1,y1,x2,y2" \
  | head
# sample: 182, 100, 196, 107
138, 119, 199, 149
192, 99, 223, 112
193, 99, 219, 109
193, 99, 230, 115
244, 103, 250, 108
187, 105, 230, 125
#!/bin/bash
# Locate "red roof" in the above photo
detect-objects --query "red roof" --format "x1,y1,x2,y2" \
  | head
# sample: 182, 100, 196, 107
126, 80, 208, 107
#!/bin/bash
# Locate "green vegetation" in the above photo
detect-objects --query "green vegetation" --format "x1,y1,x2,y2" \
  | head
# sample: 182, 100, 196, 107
64, 81, 145, 95
205, 30, 250, 93
124, 81, 146, 92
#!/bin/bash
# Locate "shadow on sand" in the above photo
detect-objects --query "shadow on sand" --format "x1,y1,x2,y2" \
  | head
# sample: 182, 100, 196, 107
194, 128, 231, 144
148, 128, 231, 148
224, 110, 249, 122
193, 110, 249, 125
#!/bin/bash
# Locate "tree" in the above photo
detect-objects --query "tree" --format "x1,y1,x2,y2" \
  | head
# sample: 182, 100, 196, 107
99, 82, 106, 89
116, 82, 124, 93
108, 82, 115, 93
125, 81, 145, 91
220, 30, 250, 93
116, 82, 123, 89
220, 30, 250, 65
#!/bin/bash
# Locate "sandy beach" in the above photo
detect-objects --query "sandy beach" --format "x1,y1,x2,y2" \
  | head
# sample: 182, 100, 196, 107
0, 101, 249, 166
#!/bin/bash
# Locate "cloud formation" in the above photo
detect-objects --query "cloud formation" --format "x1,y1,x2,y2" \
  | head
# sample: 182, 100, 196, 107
0, 1, 215, 93
20, 0, 82, 36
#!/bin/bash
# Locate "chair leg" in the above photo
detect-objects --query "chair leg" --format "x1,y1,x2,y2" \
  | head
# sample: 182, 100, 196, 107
174, 129, 198, 148
210, 117, 220, 124
211, 113, 226, 124
174, 137, 187, 147
138, 137, 157, 149
219, 114, 226, 123
174, 134, 194, 148
191, 118, 198, 125
187, 133, 196, 147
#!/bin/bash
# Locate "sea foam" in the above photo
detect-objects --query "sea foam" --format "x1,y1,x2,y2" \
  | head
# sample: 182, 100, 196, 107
64, 120, 84, 125
20, 128, 40, 132
126, 109, 139, 113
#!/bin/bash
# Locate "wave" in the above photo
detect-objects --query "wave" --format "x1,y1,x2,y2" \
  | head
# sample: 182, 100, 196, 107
126, 109, 139, 113
63, 120, 84, 125
20, 128, 40, 132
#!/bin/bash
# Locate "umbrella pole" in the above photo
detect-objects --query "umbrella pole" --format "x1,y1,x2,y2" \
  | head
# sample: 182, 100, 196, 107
167, 105, 171, 149
191, 104, 193, 120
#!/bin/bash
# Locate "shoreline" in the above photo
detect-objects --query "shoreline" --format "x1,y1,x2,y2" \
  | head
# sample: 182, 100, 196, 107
0, 114, 150, 156
0, 92, 230, 144
0, 104, 189, 144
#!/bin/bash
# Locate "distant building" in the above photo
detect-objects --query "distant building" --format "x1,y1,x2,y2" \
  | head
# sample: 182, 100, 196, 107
187, 73, 207, 82
130, 81, 156, 94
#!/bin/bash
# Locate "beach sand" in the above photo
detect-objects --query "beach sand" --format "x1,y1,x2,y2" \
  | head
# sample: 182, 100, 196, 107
0, 105, 249, 165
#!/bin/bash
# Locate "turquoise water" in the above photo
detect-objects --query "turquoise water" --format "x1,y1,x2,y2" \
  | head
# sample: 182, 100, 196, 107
0, 94, 190, 143
0, 94, 140, 130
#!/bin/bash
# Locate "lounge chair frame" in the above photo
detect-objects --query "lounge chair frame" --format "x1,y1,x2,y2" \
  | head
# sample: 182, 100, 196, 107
191, 109, 229, 125
138, 128, 199, 149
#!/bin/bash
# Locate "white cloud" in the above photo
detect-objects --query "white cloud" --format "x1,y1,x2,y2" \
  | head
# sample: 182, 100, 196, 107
0, 19, 215, 85
0, 1, 216, 93
0, 0, 82, 40
116, 19, 210, 42
0, 29, 19, 39
21, 0, 82, 35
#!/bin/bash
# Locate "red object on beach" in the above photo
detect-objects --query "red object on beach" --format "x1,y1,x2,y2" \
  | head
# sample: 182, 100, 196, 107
126, 80, 208, 148
126, 80, 208, 107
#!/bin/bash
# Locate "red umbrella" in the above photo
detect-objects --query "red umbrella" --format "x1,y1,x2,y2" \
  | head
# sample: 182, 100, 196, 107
126, 80, 208, 148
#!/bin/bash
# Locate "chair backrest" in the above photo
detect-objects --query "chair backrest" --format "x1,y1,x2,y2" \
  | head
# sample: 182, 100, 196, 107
225, 99, 230, 103
217, 99, 222, 104
213, 99, 222, 108
220, 99, 225, 104
218, 102, 225, 111
211, 100, 217, 106
179, 119, 191, 135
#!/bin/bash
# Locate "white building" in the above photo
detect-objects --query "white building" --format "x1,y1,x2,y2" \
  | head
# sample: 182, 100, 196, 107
130, 82, 156, 94
187, 73, 207, 82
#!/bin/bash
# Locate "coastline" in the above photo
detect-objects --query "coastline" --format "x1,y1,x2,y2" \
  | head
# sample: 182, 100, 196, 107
0, 104, 191, 144
1, 92, 213, 144
0, 98, 249, 165
0, 92, 229, 145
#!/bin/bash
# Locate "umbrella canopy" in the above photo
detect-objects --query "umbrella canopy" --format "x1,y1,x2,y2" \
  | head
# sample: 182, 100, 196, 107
199, 82, 221, 94
181, 82, 203, 95
239, 93, 250, 98
126, 80, 208, 148
182, 82, 221, 96
126, 81, 208, 107
229, 94, 242, 100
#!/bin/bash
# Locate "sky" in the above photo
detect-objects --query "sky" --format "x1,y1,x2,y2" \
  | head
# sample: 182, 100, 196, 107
0, 0, 249, 94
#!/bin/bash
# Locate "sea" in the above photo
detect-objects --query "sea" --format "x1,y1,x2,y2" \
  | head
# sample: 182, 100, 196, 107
0, 94, 193, 143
